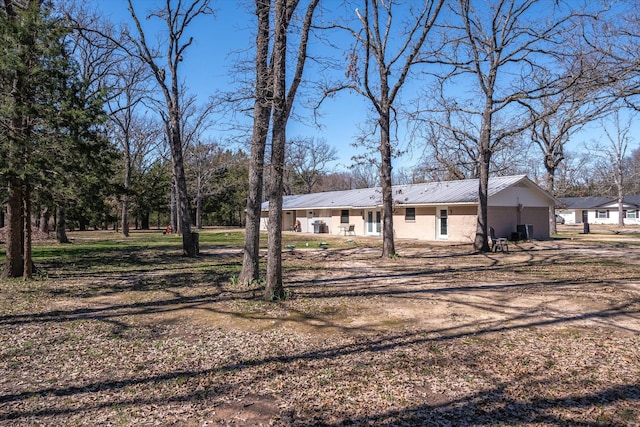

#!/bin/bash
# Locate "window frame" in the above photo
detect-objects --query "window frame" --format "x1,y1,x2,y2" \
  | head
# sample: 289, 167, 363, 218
340, 209, 349, 224
405, 207, 416, 222
438, 207, 448, 238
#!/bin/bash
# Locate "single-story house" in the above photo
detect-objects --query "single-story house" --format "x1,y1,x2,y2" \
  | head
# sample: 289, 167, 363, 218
557, 196, 640, 225
261, 175, 558, 242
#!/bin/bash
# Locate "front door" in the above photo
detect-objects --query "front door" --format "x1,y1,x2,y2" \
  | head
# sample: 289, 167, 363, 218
366, 210, 381, 236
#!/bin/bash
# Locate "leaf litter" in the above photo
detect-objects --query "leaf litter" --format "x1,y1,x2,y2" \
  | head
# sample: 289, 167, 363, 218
0, 237, 639, 425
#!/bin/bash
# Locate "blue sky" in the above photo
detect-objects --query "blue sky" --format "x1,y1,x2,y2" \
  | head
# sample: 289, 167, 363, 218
86, 0, 380, 172
84, 0, 638, 179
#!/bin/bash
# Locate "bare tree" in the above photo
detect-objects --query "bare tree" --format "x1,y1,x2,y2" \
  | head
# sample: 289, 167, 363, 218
523, 60, 617, 233
238, 0, 273, 286
125, 0, 213, 256
178, 96, 214, 229
284, 136, 337, 194
63, 2, 128, 101
628, 147, 640, 195
529, 93, 610, 194
185, 138, 225, 229
425, 0, 590, 251
111, 111, 163, 228
320, 171, 356, 191
566, 4, 640, 202
593, 110, 637, 227
414, 119, 529, 182
107, 60, 154, 236
585, 3, 640, 111
350, 161, 379, 189
238, 0, 320, 299
63, 1, 142, 237
392, 166, 425, 185
265, 0, 320, 300
266, 0, 290, 299
543, 149, 592, 197
322, 0, 444, 257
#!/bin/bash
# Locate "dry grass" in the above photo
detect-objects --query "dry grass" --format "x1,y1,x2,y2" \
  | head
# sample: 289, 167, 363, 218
1, 229, 639, 426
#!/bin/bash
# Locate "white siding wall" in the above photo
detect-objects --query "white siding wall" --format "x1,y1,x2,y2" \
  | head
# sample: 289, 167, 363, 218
556, 209, 640, 225
556, 211, 576, 224
587, 209, 640, 225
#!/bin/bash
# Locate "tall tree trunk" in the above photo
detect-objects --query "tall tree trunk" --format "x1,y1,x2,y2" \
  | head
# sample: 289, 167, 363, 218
379, 109, 395, 257
473, 127, 491, 252
169, 119, 195, 256
545, 170, 557, 235
474, 103, 492, 252
39, 206, 50, 234
121, 197, 129, 236
23, 184, 32, 280
265, 156, 284, 300
616, 163, 624, 228
170, 175, 178, 233
265, 0, 287, 300
475, 159, 490, 252
4, 177, 24, 278
126, 0, 206, 255
121, 148, 131, 237
239, 0, 271, 285
196, 176, 203, 229
141, 212, 150, 230
56, 206, 70, 244
617, 195, 624, 227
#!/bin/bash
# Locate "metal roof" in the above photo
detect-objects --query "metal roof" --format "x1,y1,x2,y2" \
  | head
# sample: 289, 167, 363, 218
263, 175, 549, 210
392, 174, 523, 205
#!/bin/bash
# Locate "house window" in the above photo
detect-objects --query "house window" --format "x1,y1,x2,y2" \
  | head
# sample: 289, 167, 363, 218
405, 207, 416, 221
439, 208, 448, 237
597, 210, 608, 219
340, 209, 349, 224
626, 210, 637, 219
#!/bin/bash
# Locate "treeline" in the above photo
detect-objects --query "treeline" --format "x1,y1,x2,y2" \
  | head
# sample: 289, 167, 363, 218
3, 0, 640, 285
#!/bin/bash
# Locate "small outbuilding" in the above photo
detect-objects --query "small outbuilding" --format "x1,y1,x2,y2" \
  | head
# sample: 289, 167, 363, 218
261, 175, 558, 242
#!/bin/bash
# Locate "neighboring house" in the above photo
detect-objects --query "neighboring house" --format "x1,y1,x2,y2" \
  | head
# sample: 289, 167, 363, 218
557, 196, 640, 225
261, 175, 558, 242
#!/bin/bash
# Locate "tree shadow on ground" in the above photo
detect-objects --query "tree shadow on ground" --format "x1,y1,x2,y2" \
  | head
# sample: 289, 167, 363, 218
1, 299, 638, 423
321, 383, 640, 426
2, 239, 639, 424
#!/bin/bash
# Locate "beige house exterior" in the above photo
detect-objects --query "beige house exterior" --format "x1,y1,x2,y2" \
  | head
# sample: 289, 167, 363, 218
261, 175, 557, 242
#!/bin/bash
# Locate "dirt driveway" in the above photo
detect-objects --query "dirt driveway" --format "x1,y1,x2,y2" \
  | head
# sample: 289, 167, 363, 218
251, 238, 639, 334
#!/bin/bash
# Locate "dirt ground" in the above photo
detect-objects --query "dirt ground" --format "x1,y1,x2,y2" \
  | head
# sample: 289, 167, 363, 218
1, 231, 639, 426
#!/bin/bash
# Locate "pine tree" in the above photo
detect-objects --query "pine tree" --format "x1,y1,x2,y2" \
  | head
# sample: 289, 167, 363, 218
0, 1, 114, 277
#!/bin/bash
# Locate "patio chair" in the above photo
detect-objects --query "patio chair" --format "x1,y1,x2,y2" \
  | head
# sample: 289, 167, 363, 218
347, 224, 355, 235
489, 227, 508, 253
